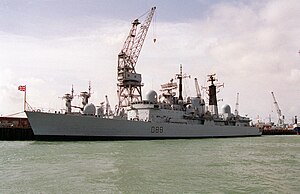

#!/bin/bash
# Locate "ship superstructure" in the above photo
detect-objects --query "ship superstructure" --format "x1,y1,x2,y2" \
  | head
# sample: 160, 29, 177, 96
126, 66, 251, 128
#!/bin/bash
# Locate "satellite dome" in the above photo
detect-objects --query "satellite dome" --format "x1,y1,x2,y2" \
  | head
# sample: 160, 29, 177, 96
221, 104, 231, 114
145, 90, 157, 103
83, 103, 96, 115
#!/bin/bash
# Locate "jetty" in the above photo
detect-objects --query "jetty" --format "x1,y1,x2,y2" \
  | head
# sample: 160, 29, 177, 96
0, 117, 35, 140
262, 128, 297, 135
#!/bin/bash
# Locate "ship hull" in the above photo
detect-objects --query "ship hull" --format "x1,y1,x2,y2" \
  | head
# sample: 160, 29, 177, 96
26, 111, 261, 141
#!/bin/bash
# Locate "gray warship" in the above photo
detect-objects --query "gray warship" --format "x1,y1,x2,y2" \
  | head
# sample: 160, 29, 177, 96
25, 7, 261, 140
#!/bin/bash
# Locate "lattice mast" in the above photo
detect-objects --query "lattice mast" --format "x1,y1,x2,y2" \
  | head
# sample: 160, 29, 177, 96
63, 85, 74, 113
117, 7, 156, 108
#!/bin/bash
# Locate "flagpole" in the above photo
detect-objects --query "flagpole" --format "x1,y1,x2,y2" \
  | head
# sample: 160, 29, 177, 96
24, 85, 26, 112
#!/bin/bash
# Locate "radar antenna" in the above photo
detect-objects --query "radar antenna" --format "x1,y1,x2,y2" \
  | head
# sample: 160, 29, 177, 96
80, 82, 92, 107
62, 85, 74, 113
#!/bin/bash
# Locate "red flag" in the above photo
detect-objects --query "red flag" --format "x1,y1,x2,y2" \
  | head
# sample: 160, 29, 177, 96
18, 85, 26, 92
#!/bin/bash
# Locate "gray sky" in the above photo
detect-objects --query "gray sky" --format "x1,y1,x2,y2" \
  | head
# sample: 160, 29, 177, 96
1, 0, 300, 124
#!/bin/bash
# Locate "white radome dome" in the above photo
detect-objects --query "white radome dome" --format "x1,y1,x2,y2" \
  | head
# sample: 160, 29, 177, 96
221, 104, 231, 114
145, 90, 157, 103
83, 103, 96, 115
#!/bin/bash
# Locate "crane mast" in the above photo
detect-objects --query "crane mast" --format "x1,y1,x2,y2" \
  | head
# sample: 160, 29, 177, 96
117, 7, 156, 108
234, 92, 239, 116
271, 92, 284, 126
105, 95, 112, 116
194, 78, 201, 98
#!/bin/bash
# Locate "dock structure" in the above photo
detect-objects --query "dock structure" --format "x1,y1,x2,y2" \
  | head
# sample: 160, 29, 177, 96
256, 122, 298, 135
262, 128, 297, 135
0, 127, 35, 140
0, 117, 35, 140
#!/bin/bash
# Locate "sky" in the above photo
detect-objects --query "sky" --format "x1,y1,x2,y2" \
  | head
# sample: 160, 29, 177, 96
0, 0, 300, 124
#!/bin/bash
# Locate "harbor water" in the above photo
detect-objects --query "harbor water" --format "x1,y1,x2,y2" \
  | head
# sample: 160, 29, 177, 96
1, 136, 299, 193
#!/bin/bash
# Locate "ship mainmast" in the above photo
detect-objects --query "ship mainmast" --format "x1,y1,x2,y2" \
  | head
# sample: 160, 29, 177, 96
175, 64, 190, 101
117, 7, 156, 108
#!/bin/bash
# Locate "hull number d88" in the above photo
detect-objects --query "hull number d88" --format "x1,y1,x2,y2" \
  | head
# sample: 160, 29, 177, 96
151, 126, 163, 133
